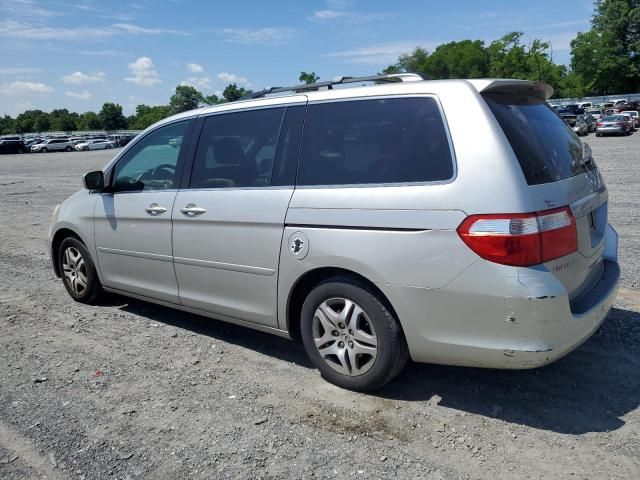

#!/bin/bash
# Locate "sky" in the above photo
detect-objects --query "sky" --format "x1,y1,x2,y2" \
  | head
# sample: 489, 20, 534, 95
0, 0, 595, 116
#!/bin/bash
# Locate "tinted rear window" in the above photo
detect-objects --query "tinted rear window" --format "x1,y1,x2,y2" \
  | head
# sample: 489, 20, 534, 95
484, 94, 590, 185
298, 97, 453, 186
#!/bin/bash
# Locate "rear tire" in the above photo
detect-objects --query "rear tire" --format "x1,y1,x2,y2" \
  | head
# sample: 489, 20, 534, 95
300, 276, 409, 392
65, 146, 72, 152
58, 237, 103, 304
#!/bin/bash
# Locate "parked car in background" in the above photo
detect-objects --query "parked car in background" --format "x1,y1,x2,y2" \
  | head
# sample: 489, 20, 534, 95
0, 139, 26, 154
31, 138, 75, 152
571, 115, 589, 136
558, 104, 585, 115
620, 111, 639, 128
618, 113, 635, 132
560, 113, 578, 128
596, 115, 631, 136
75, 139, 114, 151
586, 109, 605, 121
578, 102, 592, 109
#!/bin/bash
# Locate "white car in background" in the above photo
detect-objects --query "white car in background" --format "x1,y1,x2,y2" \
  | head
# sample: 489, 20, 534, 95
75, 139, 114, 151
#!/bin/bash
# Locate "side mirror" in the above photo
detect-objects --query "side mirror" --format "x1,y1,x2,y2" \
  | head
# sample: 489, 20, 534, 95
83, 170, 105, 191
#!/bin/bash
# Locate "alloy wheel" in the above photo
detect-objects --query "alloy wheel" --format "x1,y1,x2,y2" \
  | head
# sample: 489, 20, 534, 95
312, 297, 378, 376
62, 246, 88, 295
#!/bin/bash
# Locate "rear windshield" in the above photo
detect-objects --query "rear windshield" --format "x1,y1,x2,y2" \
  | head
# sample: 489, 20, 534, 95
483, 93, 590, 185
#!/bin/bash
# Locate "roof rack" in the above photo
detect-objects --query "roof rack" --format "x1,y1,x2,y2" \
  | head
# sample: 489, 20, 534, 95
244, 72, 428, 100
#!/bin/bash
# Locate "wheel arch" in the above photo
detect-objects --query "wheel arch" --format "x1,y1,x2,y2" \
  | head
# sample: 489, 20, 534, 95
285, 266, 401, 342
50, 227, 84, 277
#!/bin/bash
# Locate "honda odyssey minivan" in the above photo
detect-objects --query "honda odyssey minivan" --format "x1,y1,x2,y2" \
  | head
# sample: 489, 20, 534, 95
49, 74, 620, 391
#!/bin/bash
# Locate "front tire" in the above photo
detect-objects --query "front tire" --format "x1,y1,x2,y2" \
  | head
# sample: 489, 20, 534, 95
300, 277, 409, 392
65, 146, 72, 152
41, 147, 48, 153
58, 237, 102, 304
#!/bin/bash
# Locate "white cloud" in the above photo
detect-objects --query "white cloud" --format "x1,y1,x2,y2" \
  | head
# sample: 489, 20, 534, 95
65, 90, 92, 100
326, 41, 437, 65
0, 20, 113, 40
125, 56, 161, 86
0, 66, 40, 75
112, 23, 187, 35
187, 63, 204, 73
312, 10, 347, 20
180, 76, 212, 90
61, 71, 106, 84
217, 72, 251, 87
0, 0, 55, 18
0, 20, 187, 40
219, 27, 295, 45
0, 80, 52, 95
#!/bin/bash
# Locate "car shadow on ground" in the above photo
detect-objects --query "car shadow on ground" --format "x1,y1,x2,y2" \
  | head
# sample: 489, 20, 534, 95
107, 296, 639, 435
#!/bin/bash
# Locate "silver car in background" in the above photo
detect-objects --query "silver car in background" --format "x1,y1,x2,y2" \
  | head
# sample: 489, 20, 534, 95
49, 75, 620, 391
31, 138, 75, 152
596, 115, 630, 136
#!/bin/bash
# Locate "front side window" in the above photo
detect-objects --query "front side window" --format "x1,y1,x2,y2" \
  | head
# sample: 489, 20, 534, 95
190, 107, 285, 188
112, 120, 189, 191
298, 97, 454, 186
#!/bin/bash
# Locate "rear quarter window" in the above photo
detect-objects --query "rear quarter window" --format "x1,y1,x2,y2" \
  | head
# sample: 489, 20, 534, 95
298, 97, 454, 186
483, 93, 590, 185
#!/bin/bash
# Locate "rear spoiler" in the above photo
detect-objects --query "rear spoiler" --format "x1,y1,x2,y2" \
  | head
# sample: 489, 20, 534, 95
467, 79, 554, 101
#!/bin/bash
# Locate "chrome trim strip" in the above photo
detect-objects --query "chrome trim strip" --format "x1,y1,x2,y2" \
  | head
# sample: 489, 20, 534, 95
97, 247, 173, 262
173, 256, 275, 276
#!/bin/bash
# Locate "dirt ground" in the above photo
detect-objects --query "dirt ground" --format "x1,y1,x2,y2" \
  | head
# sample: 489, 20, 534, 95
0, 132, 639, 479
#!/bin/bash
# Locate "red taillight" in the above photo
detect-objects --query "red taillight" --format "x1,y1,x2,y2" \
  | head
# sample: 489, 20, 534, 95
457, 207, 578, 267
596, 122, 603, 127
615, 122, 624, 127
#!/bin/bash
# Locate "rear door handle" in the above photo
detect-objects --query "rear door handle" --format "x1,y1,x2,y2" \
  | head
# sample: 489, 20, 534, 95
180, 204, 207, 216
145, 203, 167, 215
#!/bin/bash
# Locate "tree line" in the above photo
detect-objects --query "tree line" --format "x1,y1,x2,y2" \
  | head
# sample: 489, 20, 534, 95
0, 82, 252, 134
381, 0, 639, 98
0, 0, 637, 135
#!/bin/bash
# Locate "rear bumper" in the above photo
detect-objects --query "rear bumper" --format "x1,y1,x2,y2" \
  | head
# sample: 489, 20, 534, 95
379, 224, 620, 369
597, 127, 625, 135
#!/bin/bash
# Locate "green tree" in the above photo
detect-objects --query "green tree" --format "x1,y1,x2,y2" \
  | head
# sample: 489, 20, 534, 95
79, 111, 101, 130
571, 0, 640, 95
203, 94, 220, 105
34, 113, 51, 132
99, 102, 127, 131
423, 40, 489, 78
0, 115, 16, 135
15, 110, 44, 133
49, 109, 77, 132
128, 104, 172, 130
222, 83, 251, 102
169, 85, 203, 114
299, 71, 320, 84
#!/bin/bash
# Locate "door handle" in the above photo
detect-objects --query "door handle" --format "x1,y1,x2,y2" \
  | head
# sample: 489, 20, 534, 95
145, 203, 167, 215
180, 203, 207, 216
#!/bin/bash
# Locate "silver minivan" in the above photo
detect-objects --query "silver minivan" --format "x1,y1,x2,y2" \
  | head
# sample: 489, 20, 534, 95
49, 75, 620, 391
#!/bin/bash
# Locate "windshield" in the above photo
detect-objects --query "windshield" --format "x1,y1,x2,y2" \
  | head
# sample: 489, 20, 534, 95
483, 93, 593, 186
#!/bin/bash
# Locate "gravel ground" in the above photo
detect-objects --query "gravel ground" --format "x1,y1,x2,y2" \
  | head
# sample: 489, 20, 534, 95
0, 134, 639, 480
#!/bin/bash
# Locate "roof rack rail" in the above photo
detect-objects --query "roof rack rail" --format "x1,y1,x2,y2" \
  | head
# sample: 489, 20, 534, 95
243, 72, 429, 100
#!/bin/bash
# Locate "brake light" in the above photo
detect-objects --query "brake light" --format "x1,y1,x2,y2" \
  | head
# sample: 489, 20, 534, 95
457, 207, 578, 267
596, 122, 603, 127
615, 122, 624, 127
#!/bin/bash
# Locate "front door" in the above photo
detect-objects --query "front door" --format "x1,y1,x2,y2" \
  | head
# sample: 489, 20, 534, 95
94, 119, 191, 303
172, 104, 305, 327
